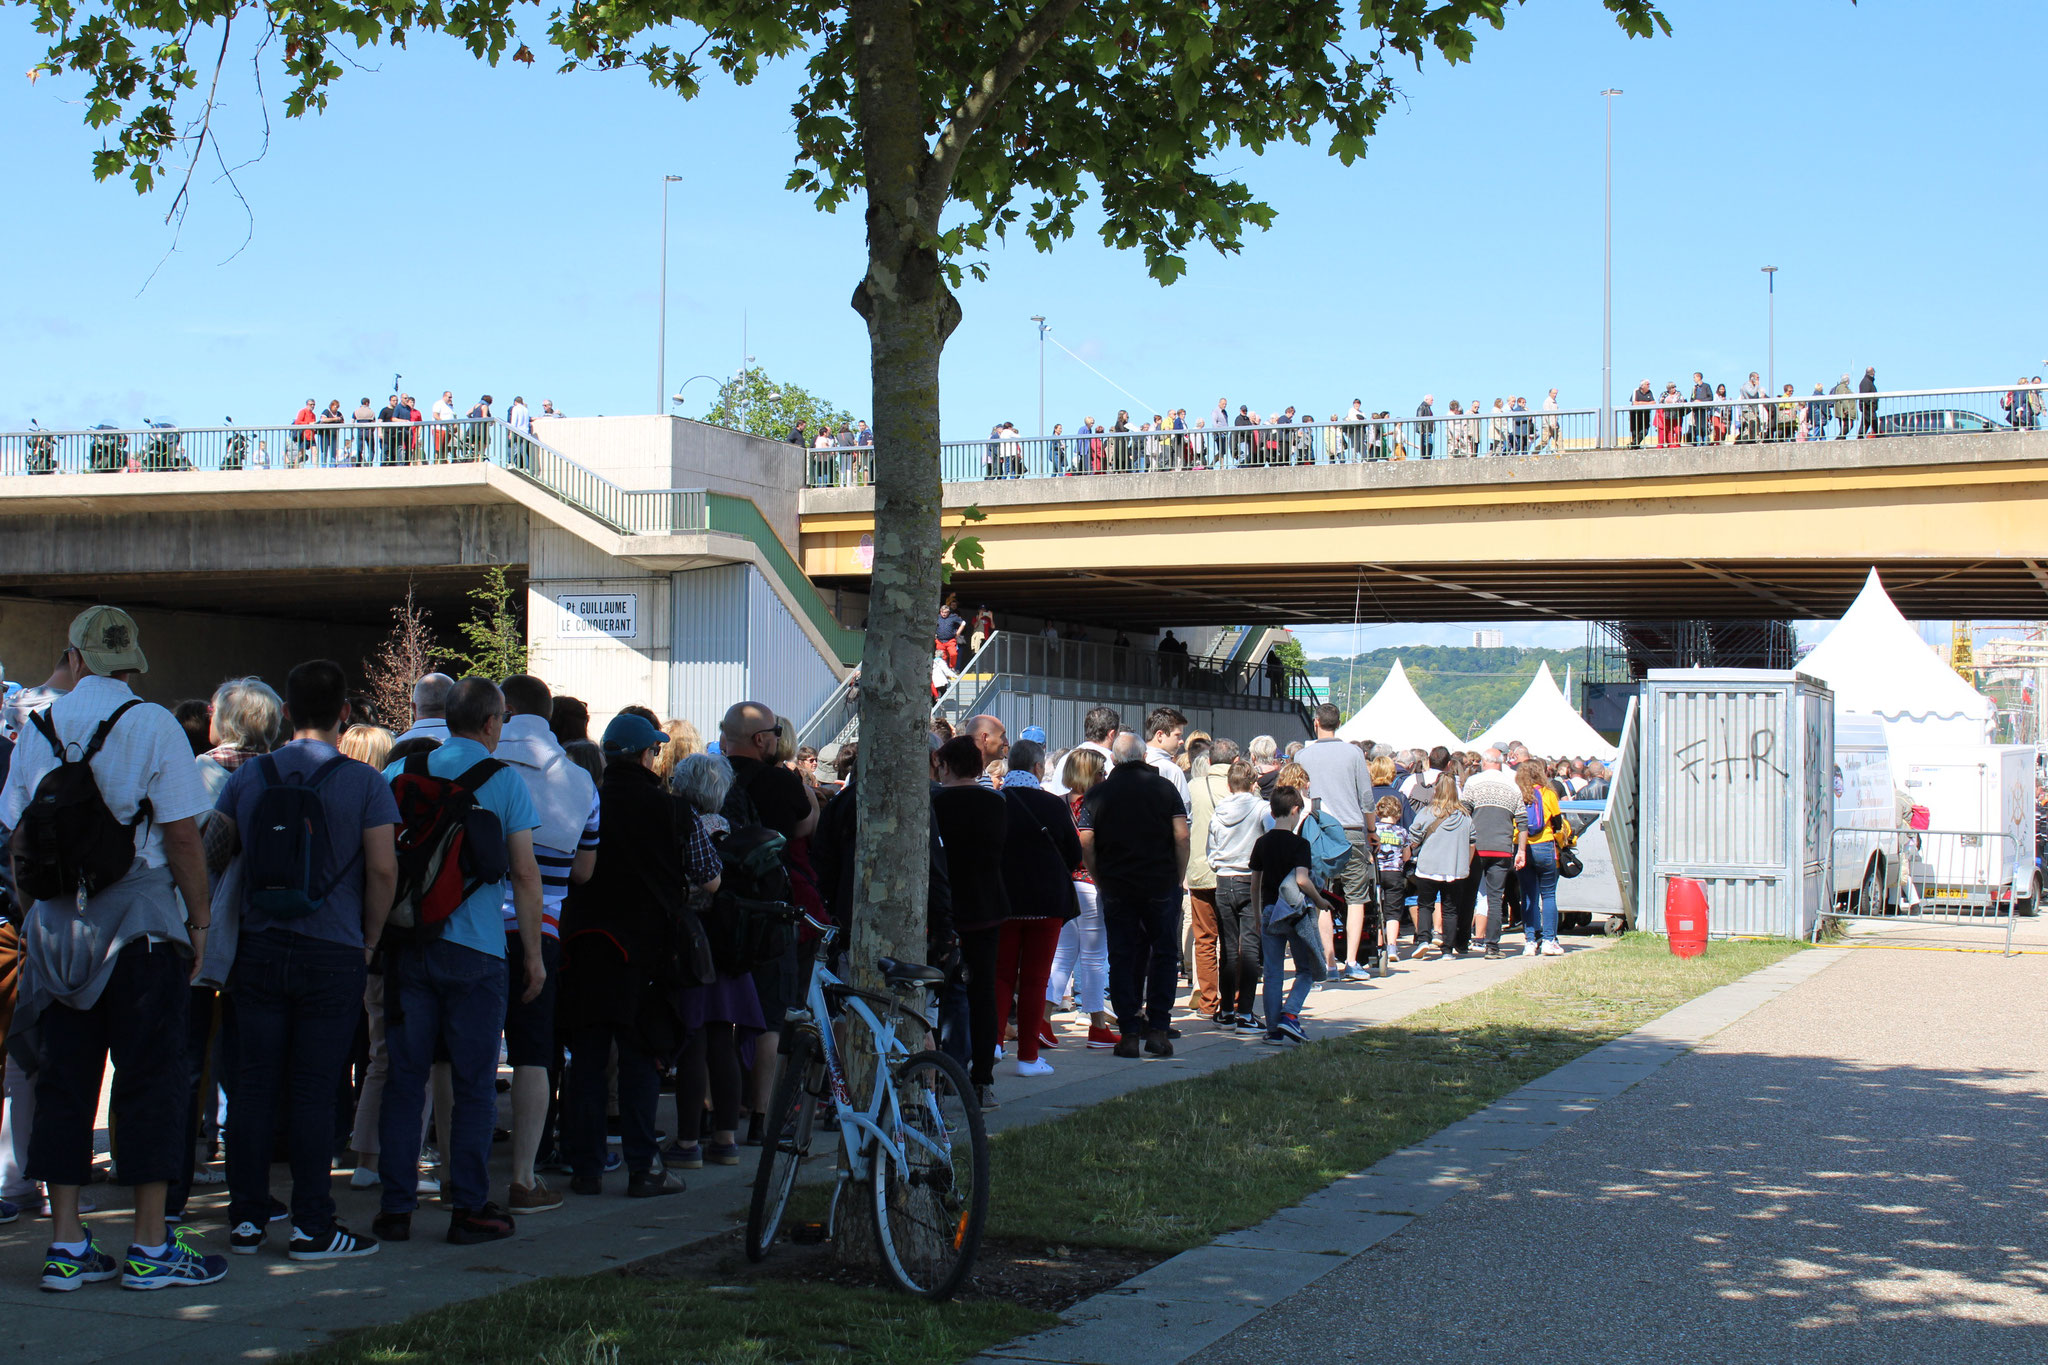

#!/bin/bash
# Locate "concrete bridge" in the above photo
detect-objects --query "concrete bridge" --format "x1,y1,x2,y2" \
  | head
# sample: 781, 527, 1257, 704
6, 409, 2044, 737
797, 431, 2048, 628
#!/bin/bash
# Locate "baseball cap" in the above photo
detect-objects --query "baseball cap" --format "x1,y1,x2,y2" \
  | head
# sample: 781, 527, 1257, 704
1020, 725, 1048, 744
68, 605, 149, 675
601, 712, 666, 757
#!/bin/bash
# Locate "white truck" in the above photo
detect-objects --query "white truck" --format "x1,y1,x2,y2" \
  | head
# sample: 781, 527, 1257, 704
1886, 742, 2039, 916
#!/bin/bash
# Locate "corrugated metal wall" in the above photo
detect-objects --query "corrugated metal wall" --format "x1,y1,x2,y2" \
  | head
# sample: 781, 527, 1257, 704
747, 568, 842, 741
669, 564, 752, 737
666, 563, 841, 741
1639, 674, 1831, 938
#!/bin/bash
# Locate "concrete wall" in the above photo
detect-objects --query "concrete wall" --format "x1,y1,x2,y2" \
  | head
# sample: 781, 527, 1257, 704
525, 526, 671, 740
535, 416, 802, 549
0, 595, 383, 709
0, 505, 526, 578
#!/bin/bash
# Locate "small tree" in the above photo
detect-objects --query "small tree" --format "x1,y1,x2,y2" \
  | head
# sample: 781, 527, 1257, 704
361, 585, 436, 729
436, 565, 529, 680
701, 367, 857, 442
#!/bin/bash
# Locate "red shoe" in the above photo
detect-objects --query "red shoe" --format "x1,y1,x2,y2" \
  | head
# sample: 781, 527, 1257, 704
1037, 1022, 1061, 1050
1086, 1024, 1122, 1049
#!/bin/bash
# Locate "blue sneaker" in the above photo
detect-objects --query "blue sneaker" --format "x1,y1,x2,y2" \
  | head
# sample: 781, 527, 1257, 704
41, 1235, 120, 1292
0, 1199, 19, 1224
121, 1235, 228, 1291
602, 1150, 623, 1174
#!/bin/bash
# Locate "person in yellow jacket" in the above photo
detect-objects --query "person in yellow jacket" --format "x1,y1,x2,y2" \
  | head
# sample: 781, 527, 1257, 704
1513, 760, 1572, 958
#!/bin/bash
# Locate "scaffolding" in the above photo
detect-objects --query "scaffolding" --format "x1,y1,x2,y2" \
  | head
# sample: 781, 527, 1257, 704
1580, 619, 1798, 733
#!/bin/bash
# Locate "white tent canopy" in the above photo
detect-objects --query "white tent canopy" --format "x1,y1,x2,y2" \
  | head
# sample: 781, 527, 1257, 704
1473, 662, 1618, 762
1795, 568, 1994, 744
1336, 659, 1463, 751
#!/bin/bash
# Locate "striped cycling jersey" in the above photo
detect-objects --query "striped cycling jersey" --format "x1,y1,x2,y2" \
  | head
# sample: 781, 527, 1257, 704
502, 785, 601, 938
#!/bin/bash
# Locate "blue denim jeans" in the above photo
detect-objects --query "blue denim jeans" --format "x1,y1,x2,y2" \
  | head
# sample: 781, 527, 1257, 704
1518, 843, 1560, 945
1260, 903, 1327, 1029
379, 940, 507, 1214
226, 929, 367, 1233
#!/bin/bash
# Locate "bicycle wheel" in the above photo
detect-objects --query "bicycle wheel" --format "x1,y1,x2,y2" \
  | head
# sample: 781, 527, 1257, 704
870, 1048, 987, 1299
745, 1026, 819, 1262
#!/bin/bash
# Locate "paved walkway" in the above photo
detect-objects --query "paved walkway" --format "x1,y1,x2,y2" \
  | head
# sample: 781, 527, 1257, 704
982, 917, 2048, 1365
0, 930, 1606, 1361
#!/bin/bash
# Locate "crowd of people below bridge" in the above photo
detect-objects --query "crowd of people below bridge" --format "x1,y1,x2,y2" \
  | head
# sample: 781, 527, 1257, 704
0, 602, 1613, 1296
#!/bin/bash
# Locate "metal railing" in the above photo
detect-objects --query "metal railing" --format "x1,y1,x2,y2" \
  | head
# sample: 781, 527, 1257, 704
803, 410, 1601, 486
1828, 826, 2028, 955
1611, 383, 2041, 449
0, 418, 714, 539
930, 630, 1313, 730
794, 671, 863, 752
793, 381, 2048, 487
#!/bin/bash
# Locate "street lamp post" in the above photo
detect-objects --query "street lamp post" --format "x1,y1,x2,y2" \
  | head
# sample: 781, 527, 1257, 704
670, 374, 719, 412
657, 174, 682, 415
1030, 315, 1048, 436
1601, 88, 1622, 447
1762, 266, 1778, 396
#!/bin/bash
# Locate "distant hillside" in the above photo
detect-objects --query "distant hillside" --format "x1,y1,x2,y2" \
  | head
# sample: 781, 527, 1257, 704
1304, 645, 1584, 741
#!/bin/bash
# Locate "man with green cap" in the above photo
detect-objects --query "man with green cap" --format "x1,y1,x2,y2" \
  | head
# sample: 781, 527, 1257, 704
0, 606, 226, 1291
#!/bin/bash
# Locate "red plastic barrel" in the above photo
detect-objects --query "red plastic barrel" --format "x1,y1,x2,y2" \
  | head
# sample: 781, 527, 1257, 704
1666, 878, 1709, 958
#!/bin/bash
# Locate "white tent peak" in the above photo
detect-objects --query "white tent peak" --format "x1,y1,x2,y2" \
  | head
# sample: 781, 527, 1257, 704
1473, 661, 1618, 761
1796, 567, 1992, 742
1336, 658, 1461, 751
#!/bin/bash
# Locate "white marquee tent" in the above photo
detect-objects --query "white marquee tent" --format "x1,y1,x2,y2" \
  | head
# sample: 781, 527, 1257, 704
1472, 661, 1619, 762
1336, 659, 1463, 752
1794, 568, 1994, 744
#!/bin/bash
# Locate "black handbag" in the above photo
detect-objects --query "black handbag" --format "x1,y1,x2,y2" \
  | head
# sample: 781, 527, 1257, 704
1551, 812, 1583, 879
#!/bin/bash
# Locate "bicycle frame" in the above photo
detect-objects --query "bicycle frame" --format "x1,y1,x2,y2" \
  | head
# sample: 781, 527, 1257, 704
789, 931, 954, 1194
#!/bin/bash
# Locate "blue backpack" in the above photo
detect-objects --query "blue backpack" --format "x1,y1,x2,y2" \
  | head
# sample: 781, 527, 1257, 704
244, 753, 356, 919
1301, 801, 1353, 888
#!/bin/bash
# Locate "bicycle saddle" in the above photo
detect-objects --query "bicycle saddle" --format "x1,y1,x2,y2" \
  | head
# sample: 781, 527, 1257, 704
877, 956, 945, 987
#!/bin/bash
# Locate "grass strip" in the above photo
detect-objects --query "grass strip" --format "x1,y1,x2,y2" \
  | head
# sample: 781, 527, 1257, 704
298, 933, 1800, 1361
987, 934, 1806, 1251
292, 1276, 1052, 1365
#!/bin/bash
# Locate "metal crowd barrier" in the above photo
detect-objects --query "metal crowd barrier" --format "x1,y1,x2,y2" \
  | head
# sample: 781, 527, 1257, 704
1828, 826, 2026, 955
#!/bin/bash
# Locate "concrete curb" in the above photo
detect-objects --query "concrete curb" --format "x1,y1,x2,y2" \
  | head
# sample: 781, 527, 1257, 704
969, 946, 1850, 1365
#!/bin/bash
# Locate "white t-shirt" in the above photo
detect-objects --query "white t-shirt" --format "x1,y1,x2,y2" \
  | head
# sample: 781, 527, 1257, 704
432, 399, 457, 422
0, 674, 211, 869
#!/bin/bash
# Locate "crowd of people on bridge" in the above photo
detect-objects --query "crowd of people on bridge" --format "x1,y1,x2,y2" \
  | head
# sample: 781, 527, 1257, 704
0, 602, 1610, 1294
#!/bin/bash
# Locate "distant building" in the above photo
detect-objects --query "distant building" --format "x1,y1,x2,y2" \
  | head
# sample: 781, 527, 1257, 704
1473, 629, 1505, 649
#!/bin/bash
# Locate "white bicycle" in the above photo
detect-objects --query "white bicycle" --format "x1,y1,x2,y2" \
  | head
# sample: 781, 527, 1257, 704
745, 915, 988, 1299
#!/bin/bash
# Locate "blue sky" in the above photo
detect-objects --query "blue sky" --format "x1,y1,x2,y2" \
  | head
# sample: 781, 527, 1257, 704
5, 0, 2040, 648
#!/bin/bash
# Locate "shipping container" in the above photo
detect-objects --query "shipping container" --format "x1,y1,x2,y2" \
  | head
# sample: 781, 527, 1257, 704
1625, 669, 1835, 939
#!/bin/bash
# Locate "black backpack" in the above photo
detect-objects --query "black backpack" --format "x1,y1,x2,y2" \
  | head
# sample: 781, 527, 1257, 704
704, 763, 798, 976
11, 700, 151, 906
243, 753, 358, 920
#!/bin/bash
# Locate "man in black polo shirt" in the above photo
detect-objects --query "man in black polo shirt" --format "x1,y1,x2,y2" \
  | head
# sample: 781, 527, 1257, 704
1080, 733, 1189, 1058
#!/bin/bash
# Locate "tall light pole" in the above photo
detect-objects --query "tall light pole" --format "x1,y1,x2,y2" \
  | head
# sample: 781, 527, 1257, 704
1601, 89, 1622, 448
1761, 266, 1778, 396
1030, 315, 1048, 436
656, 174, 682, 415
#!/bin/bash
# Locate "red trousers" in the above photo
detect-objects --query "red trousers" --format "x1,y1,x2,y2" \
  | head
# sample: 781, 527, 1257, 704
995, 918, 1063, 1063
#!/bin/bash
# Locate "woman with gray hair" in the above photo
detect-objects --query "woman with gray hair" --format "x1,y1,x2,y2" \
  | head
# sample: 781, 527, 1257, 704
1247, 733, 1281, 798
661, 749, 764, 1168
196, 677, 283, 819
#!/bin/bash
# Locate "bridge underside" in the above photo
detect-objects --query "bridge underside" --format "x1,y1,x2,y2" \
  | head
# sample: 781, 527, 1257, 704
870, 558, 2047, 631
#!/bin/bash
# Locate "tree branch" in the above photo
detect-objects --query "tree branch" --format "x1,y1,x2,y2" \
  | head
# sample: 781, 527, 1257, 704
916, 0, 1084, 224
163, 7, 235, 228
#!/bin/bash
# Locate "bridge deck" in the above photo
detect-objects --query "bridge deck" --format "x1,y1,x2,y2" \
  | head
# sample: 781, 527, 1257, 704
798, 432, 2048, 626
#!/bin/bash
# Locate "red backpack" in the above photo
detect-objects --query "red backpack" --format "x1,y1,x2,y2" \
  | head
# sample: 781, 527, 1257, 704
387, 751, 509, 942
